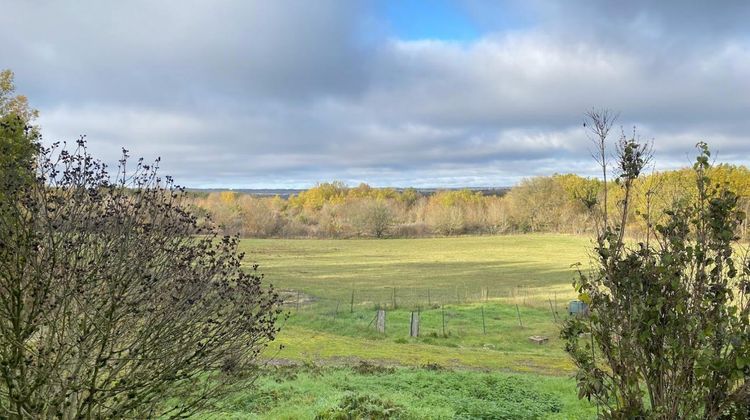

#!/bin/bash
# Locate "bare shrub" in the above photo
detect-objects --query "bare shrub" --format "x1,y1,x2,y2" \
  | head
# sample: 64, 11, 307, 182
0, 140, 282, 418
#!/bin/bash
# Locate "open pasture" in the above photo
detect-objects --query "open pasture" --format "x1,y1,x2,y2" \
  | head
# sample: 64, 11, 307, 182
223, 234, 599, 418
240, 234, 593, 374
241, 234, 592, 309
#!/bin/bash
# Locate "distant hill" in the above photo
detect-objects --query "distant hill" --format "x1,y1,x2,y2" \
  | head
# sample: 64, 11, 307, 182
186, 187, 510, 198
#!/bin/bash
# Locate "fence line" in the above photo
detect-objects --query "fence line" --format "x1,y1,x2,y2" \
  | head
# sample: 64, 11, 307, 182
275, 290, 569, 339
277, 284, 573, 314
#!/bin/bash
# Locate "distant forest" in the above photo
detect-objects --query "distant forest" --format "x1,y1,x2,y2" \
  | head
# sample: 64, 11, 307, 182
187, 164, 750, 239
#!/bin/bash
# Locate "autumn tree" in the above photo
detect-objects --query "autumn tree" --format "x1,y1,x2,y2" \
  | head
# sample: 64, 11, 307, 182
0, 70, 39, 202
238, 195, 282, 237
0, 70, 38, 123
350, 199, 394, 238
505, 177, 568, 232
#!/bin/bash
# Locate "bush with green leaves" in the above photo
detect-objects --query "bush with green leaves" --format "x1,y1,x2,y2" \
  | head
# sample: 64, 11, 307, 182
563, 129, 750, 417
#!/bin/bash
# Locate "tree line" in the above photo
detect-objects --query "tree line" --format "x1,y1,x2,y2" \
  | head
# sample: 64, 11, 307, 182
187, 165, 750, 239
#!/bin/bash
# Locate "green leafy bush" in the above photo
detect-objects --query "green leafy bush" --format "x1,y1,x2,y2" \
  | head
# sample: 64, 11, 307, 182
563, 135, 750, 418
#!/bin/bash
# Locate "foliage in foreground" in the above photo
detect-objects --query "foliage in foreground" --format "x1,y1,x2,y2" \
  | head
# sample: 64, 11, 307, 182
0, 76, 282, 417
563, 120, 750, 418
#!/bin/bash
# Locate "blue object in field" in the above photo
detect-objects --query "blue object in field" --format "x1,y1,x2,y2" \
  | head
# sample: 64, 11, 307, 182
568, 300, 589, 316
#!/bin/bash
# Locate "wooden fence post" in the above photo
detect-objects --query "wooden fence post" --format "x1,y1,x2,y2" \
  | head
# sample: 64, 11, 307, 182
516, 304, 523, 328
410, 310, 420, 337
376, 309, 386, 334
548, 298, 557, 322
350, 289, 355, 313
554, 292, 558, 315
481, 306, 486, 335
441, 305, 446, 336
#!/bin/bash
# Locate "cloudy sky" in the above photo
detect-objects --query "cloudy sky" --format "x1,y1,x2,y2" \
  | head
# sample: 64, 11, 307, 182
2, 1, 749, 188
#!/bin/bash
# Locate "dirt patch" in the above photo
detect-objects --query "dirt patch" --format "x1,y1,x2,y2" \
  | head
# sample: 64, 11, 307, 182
275, 289, 317, 307
261, 356, 402, 371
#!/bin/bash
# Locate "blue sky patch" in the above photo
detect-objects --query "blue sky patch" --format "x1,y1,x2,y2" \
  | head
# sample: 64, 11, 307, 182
383, 0, 481, 41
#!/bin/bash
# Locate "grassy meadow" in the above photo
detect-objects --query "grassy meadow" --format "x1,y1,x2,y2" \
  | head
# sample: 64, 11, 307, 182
240, 234, 592, 306
215, 234, 599, 418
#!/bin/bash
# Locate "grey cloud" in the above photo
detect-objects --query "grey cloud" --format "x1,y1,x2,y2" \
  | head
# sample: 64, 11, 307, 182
3, 0, 373, 107
366, 37, 750, 128
510, 0, 750, 47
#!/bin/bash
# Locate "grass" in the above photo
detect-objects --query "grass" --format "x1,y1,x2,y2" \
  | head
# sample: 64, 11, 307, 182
275, 302, 572, 375
242, 234, 592, 373
213, 364, 596, 419
241, 234, 592, 307
228, 234, 596, 418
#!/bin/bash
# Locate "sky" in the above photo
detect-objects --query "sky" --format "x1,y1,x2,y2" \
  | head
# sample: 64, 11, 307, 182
2, 0, 749, 188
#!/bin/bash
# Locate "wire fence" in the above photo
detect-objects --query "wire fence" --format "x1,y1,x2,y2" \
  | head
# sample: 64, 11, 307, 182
276, 285, 574, 338
278, 284, 572, 312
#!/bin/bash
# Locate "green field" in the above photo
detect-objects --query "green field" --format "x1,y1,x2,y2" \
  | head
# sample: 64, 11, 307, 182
241, 234, 591, 303
225, 234, 596, 418
213, 364, 594, 419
